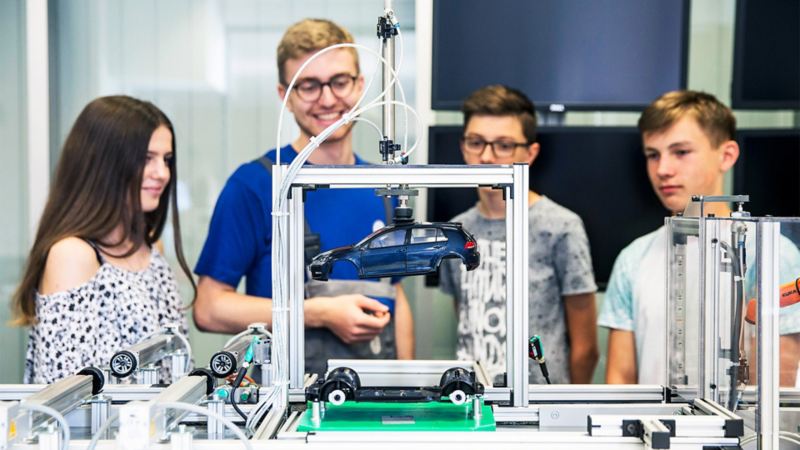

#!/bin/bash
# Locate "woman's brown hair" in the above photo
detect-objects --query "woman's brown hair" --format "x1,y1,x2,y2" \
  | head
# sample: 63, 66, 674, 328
12, 95, 196, 325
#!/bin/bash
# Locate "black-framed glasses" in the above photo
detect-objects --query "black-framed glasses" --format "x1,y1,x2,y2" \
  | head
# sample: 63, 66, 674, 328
461, 136, 529, 158
292, 74, 358, 102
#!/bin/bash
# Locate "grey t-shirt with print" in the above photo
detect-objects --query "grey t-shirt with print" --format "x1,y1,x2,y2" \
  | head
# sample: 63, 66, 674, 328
440, 196, 597, 385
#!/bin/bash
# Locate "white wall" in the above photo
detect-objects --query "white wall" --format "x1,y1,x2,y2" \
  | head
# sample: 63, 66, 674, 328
0, 0, 28, 383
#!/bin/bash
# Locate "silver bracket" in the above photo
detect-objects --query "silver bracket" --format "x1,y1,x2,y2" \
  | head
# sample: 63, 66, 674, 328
206, 398, 225, 440
90, 394, 111, 439
136, 367, 159, 385
683, 195, 750, 218
169, 424, 193, 450
36, 424, 60, 450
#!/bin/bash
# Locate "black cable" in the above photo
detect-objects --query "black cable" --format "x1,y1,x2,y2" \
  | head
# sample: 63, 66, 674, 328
229, 366, 248, 421
539, 362, 551, 385
719, 240, 745, 411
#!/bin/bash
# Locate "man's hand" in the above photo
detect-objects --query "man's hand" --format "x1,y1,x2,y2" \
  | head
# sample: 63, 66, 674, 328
307, 295, 391, 344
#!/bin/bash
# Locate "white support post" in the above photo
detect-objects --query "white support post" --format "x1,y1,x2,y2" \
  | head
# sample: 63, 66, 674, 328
510, 163, 529, 407
756, 221, 780, 450
381, 0, 395, 142
25, 0, 50, 244
271, 164, 289, 406
504, 185, 515, 399
701, 220, 721, 401
289, 187, 305, 389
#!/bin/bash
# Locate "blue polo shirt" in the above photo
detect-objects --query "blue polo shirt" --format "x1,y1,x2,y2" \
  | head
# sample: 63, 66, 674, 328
195, 145, 395, 297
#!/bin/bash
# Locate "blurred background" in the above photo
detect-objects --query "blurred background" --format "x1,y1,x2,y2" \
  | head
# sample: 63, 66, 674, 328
1, 0, 797, 383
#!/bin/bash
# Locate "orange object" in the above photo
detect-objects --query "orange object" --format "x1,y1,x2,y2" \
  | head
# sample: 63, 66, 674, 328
225, 373, 257, 387
744, 277, 800, 324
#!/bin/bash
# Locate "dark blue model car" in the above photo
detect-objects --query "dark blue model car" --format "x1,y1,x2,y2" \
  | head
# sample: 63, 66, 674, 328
309, 222, 480, 281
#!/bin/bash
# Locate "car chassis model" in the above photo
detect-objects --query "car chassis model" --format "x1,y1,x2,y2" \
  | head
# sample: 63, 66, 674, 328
308, 221, 480, 281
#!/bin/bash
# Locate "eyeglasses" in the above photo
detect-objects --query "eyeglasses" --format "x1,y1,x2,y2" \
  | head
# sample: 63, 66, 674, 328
292, 74, 358, 102
461, 136, 529, 158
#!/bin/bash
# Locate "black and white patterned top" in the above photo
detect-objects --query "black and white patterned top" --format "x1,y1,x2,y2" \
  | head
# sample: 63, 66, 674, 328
24, 246, 187, 384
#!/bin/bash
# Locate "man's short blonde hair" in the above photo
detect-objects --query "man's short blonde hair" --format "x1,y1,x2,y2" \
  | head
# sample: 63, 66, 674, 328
277, 18, 359, 85
638, 90, 736, 147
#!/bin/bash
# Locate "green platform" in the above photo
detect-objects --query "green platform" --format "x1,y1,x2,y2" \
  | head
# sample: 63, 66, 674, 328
297, 399, 496, 431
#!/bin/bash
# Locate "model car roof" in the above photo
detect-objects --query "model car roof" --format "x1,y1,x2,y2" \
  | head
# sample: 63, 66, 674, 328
383, 221, 463, 230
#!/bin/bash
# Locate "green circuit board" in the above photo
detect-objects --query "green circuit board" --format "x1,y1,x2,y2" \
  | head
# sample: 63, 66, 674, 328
297, 399, 496, 431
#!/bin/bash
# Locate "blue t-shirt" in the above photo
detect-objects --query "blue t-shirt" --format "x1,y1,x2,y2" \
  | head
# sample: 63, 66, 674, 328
195, 145, 394, 297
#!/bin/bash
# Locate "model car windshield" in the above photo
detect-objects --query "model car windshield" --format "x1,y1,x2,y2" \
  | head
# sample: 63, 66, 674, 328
355, 228, 384, 247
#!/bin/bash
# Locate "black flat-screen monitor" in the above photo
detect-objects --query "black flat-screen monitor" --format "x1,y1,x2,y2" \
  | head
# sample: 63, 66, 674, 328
731, 0, 800, 109
432, 0, 690, 111
733, 129, 800, 244
426, 126, 668, 288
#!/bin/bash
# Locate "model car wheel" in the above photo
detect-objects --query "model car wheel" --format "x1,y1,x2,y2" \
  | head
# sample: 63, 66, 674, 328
320, 367, 361, 405
110, 351, 137, 378
439, 367, 478, 404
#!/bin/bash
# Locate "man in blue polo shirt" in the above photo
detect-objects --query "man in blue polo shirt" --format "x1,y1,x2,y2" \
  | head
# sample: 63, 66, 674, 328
193, 19, 414, 375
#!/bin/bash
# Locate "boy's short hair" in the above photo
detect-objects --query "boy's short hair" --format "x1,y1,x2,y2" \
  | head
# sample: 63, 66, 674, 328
277, 18, 359, 85
638, 90, 736, 147
462, 85, 538, 143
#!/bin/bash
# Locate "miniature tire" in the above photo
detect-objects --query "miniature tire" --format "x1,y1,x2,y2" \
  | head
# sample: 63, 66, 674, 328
78, 367, 106, 395
320, 367, 361, 405
439, 367, 477, 404
448, 389, 467, 405
189, 368, 217, 395
109, 351, 137, 378
209, 351, 237, 378
327, 389, 347, 405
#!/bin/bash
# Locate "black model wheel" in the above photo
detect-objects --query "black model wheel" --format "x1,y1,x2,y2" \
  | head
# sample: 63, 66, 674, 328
189, 368, 216, 395
439, 367, 479, 405
110, 351, 137, 378
210, 351, 237, 378
320, 367, 361, 405
78, 367, 106, 394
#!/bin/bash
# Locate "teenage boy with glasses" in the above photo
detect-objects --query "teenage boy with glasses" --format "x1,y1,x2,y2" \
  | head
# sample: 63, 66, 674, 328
439, 85, 599, 384
194, 19, 414, 376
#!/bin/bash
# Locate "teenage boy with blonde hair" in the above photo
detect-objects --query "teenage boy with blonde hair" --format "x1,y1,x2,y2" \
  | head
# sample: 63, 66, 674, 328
439, 85, 599, 384
194, 19, 414, 375
600, 90, 800, 386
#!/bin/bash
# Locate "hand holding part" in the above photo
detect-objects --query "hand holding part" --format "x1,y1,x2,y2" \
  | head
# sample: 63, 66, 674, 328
317, 294, 391, 344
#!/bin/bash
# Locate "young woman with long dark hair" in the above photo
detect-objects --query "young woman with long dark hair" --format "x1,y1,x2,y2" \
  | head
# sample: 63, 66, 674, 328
12, 95, 196, 383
